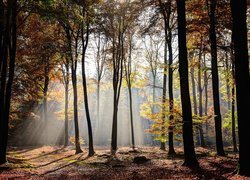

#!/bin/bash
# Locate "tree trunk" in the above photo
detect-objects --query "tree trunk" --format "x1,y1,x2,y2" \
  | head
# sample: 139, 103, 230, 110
64, 60, 69, 147
128, 85, 135, 150
230, 43, 237, 152
203, 54, 209, 143
160, 34, 167, 151
198, 45, 205, 147
72, 68, 82, 154
0, 0, 17, 165
176, 0, 198, 167
191, 66, 200, 146
167, 20, 176, 156
231, 0, 250, 175
81, 24, 95, 156
208, 0, 225, 156
64, 26, 82, 154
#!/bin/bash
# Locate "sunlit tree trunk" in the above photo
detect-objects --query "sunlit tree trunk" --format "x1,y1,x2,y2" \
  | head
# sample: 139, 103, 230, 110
64, 58, 69, 147
230, 42, 237, 152
197, 45, 205, 147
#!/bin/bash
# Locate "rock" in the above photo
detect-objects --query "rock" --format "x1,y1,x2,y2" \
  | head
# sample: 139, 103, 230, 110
133, 156, 150, 164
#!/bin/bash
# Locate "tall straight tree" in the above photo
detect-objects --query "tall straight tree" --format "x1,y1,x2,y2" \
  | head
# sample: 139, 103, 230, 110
0, 0, 17, 165
206, 0, 225, 156
63, 24, 82, 154
80, 1, 95, 157
231, 0, 250, 176
176, 0, 198, 167
158, 0, 176, 155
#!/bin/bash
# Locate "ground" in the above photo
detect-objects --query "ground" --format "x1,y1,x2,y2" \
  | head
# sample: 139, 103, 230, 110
0, 146, 249, 179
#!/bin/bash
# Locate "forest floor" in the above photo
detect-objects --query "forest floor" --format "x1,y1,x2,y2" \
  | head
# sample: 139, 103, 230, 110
0, 146, 249, 180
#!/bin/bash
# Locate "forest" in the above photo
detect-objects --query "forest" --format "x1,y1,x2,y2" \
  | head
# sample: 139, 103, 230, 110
1, 0, 250, 179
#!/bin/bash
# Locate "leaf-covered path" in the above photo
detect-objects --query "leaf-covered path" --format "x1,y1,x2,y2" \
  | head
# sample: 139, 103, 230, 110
0, 146, 248, 179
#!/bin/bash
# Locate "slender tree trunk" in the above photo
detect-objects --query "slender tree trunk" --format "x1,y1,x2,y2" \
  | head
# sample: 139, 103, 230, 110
111, 96, 118, 154
231, 85, 237, 152
231, 0, 250, 175
81, 26, 95, 156
72, 68, 82, 154
64, 61, 69, 147
167, 22, 176, 156
126, 36, 135, 150
208, 0, 225, 156
176, 0, 198, 167
198, 44, 205, 147
64, 27, 82, 154
128, 85, 135, 150
230, 43, 237, 152
203, 54, 209, 142
160, 35, 167, 151
191, 66, 200, 146
225, 51, 231, 110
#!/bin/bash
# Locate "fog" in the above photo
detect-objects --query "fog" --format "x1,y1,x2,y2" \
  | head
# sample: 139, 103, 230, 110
10, 80, 161, 147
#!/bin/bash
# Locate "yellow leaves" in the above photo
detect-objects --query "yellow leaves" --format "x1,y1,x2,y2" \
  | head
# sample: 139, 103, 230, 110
69, 136, 85, 145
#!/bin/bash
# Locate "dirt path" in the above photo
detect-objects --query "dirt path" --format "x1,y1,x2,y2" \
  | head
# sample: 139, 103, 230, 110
0, 146, 248, 179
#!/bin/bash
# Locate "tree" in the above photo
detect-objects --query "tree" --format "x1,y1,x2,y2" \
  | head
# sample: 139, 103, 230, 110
63, 23, 83, 154
176, 0, 198, 167
124, 32, 136, 150
0, 0, 17, 165
231, 0, 250, 176
206, 0, 225, 156
80, 1, 95, 157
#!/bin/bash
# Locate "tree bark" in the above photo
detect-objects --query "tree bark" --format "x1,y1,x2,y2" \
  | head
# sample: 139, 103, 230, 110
0, 0, 17, 165
198, 44, 205, 147
207, 0, 225, 156
176, 0, 198, 167
81, 13, 95, 156
231, 0, 250, 175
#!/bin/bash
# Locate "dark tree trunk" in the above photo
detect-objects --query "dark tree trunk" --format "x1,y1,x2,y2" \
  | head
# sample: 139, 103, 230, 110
176, 0, 198, 167
0, 0, 17, 165
159, 0, 176, 154
231, 0, 250, 175
125, 36, 135, 150
111, 30, 124, 154
72, 68, 82, 154
64, 26, 82, 154
128, 85, 135, 150
207, 0, 225, 156
160, 35, 167, 151
167, 20, 176, 156
81, 17, 95, 156
42, 57, 49, 144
